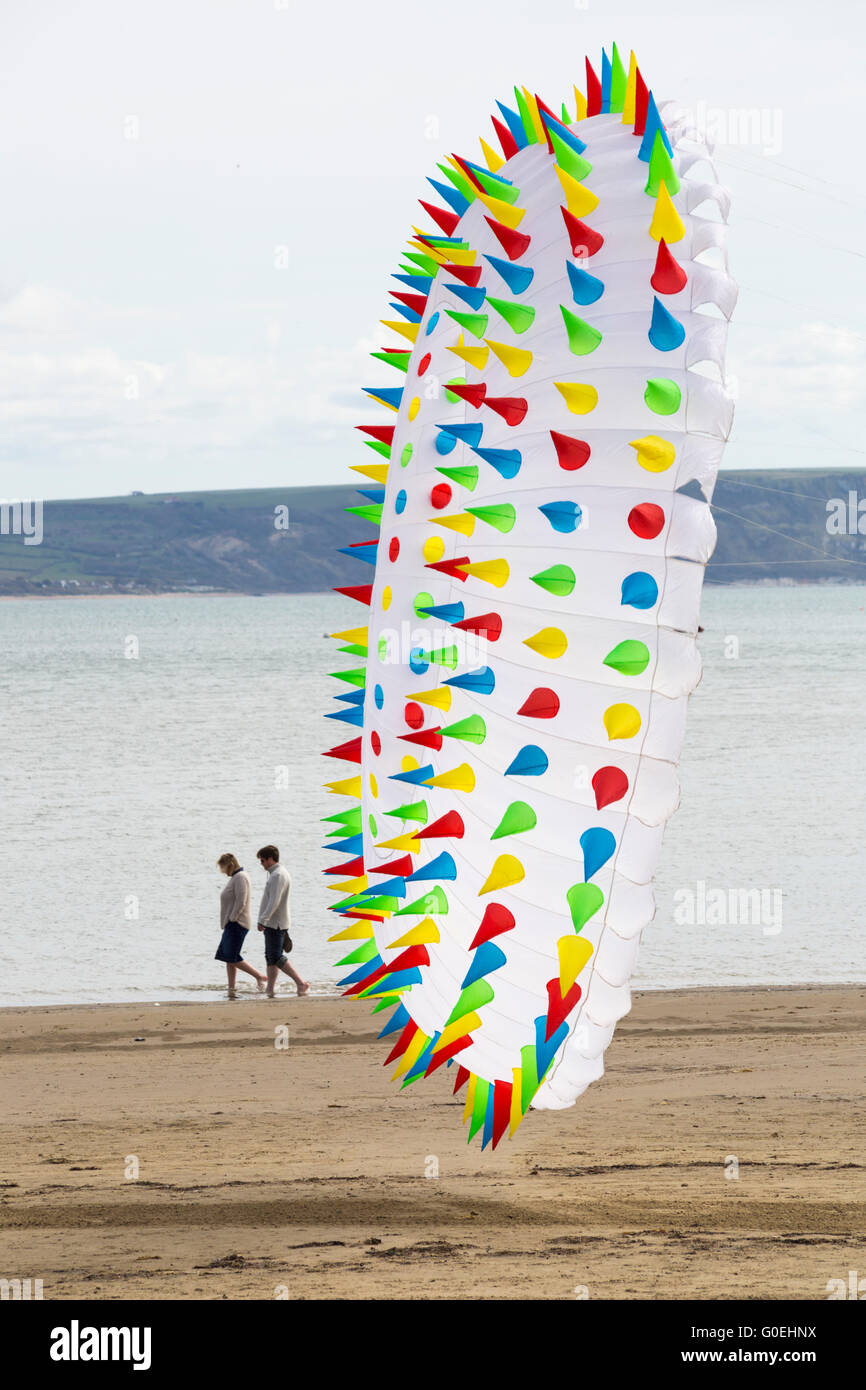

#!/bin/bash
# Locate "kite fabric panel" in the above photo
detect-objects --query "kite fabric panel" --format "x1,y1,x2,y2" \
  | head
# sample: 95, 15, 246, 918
325, 44, 737, 1149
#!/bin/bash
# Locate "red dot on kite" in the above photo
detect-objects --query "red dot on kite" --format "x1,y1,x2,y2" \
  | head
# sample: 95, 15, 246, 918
592, 766, 629, 810
389, 537, 400, 562
628, 503, 665, 539
404, 702, 425, 729
518, 687, 561, 719
371, 731, 381, 756
418, 352, 431, 375
431, 483, 452, 509
550, 431, 591, 471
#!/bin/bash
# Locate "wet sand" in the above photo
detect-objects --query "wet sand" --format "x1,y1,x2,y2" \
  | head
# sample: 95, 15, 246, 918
0, 985, 864, 1300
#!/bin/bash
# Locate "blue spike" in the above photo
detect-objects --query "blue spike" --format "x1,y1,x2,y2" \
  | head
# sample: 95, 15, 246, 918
539, 111, 586, 156
566, 260, 605, 306
407, 852, 457, 883
472, 445, 521, 480
482, 254, 534, 296
539, 500, 582, 534
445, 282, 487, 311
621, 571, 659, 610
334, 688, 365, 705
358, 488, 386, 503
496, 100, 529, 150
360, 876, 406, 899
480, 1085, 496, 1149
581, 827, 617, 881
600, 48, 612, 113
648, 296, 686, 352
377, 1001, 411, 1039
365, 967, 423, 996
461, 940, 507, 989
325, 834, 363, 856
388, 300, 422, 324
404, 1031, 440, 1081
419, 601, 465, 622
427, 177, 469, 216
338, 955, 383, 988
534, 1014, 568, 1080
462, 157, 514, 188
390, 763, 435, 785
445, 667, 496, 695
363, 385, 403, 410
393, 272, 433, 294
436, 421, 484, 448
505, 744, 549, 777
338, 544, 378, 566
326, 705, 364, 727
638, 93, 673, 161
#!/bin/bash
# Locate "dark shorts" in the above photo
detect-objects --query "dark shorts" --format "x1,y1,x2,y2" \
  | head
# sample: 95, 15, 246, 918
264, 926, 288, 967
215, 922, 248, 964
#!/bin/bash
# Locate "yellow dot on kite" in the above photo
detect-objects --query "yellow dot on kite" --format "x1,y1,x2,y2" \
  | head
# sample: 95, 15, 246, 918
423, 535, 445, 563
381, 586, 392, 611
369, 774, 378, 798
629, 434, 676, 472
408, 396, 420, 421
555, 381, 599, 414
401, 755, 419, 773
479, 854, 525, 896
523, 627, 568, 659
603, 703, 642, 740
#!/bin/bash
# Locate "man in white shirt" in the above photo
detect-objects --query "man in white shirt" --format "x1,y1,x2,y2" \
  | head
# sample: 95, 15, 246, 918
256, 844, 309, 998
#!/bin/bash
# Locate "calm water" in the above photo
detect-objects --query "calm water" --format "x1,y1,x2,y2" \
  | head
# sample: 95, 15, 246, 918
1, 587, 864, 1006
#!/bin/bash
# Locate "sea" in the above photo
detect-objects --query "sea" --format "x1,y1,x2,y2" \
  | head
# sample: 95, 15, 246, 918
1, 585, 864, 1006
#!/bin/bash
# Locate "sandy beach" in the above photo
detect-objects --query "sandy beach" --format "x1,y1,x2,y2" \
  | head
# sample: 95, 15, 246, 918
1, 985, 864, 1301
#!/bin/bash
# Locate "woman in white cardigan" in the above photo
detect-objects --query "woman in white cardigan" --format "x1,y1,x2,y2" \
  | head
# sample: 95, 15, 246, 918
215, 853, 267, 998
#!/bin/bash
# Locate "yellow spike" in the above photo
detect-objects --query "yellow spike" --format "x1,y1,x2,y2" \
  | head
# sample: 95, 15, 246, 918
521, 87, 547, 144
523, 626, 568, 659
387, 917, 441, 949
456, 558, 510, 588
392, 1028, 429, 1080
437, 245, 477, 267
324, 776, 362, 797
328, 921, 374, 942
509, 1067, 525, 1136
485, 338, 532, 378
480, 137, 504, 173
622, 51, 638, 125
432, 511, 475, 537
432, 1012, 482, 1054
424, 762, 475, 792
558, 934, 594, 994
573, 86, 588, 121
463, 1073, 477, 1124
446, 335, 489, 370
409, 686, 452, 712
554, 165, 599, 218
555, 381, 599, 414
479, 853, 525, 896
649, 183, 686, 243
350, 461, 389, 484
380, 319, 418, 345
376, 831, 421, 853
330, 625, 368, 644
410, 237, 448, 263
328, 874, 368, 894
474, 189, 526, 229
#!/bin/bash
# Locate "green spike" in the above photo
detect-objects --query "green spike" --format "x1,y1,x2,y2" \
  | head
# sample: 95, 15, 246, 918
355, 895, 400, 914
609, 42, 628, 113
444, 376, 466, 403
549, 127, 593, 181
473, 168, 520, 204
395, 885, 449, 916
384, 800, 429, 824
404, 251, 439, 275
520, 1044, 540, 1112
345, 503, 382, 525
645, 131, 681, 197
371, 350, 410, 373
531, 564, 576, 597
486, 297, 535, 335
364, 438, 391, 460
468, 1077, 490, 1140
338, 643, 367, 657
441, 714, 487, 744
491, 801, 537, 840
513, 86, 538, 144
447, 978, 495, 1026
566, 882, 605, 933
418, 644, 459, 669
329, 667, 366, 688
323, 808, 362, 831
437, 162, 476, 202
399, 261, 428, 277
436, 464, 478, 492
561, 101, 572, 125
444, 310, 488, 340
370, 995, 401, 1013
466, 503, 516, 534
560, 305, 602, 356
603, 639, 651, 676
336, 939, 379, 968
644, 378, 682, 416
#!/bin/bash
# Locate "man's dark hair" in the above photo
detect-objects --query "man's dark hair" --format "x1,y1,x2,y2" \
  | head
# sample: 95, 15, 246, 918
257, 844, 280, 863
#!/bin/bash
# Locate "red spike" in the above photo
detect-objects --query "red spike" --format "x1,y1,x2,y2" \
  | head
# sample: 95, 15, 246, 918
484, 395, 527, 426
484, 215, 531, 261
446, 382, 487, 409
550, 431, 591, 471
470, 902, 516, 949
347, 945, 431, 998
342, 910, 386, 923
585, 57, 602, 117
345, 539, 377, 550
490, 1080, 512, 1148
384, 1019, 418, 1065
355, 424, 394, 444
425, 1034, 474, 1075
534, 94, 557, 154
544, 977, 582, 1040
451, 153, 486, 193
325, 736, 363, 764
453, 1064, 471, 1095
491, 114, 519, 160
425, 556, 471, 582
370, 854, 416, 877
442, 262, 482, 287
518, 687, 560, 719
398, 727, 443, 751
651, 238, 688, 295
334, 584, 372, 606
325, 855, 364, 877
416, 811, 465, 841
419, 198, 460, 236
633, 69, 649, 136
452, 612, 502, 641
561, 208, 604, 258
392, 291, 428, 315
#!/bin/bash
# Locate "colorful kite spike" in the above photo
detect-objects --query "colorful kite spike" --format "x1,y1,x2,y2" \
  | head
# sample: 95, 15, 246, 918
327, 48, 737, 1143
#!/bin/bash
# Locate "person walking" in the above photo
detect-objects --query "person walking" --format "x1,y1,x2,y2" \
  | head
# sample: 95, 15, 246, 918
256, 844, 309, 998
215, 853, 267, 998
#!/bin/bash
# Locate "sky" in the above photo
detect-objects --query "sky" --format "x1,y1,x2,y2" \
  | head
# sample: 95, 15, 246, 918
0, 0, 864, 500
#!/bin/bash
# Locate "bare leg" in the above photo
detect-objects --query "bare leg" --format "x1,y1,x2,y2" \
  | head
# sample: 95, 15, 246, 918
226, 963, 238, 997
236, 960, 267, 989
266, 963, 280, 997
278, 959, 310, 995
